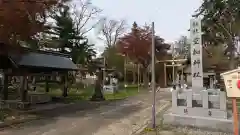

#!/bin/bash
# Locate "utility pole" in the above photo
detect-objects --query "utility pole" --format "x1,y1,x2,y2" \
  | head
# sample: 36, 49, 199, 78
123, 47, 128, 89
124, 54, 127, 89
151, 22, 156, 129
137, 64, 140, 92
172, 43, 175, 86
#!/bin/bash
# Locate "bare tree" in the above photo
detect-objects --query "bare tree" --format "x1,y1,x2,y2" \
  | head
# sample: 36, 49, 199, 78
71, 0, 102, 36
97, 18, 127, 47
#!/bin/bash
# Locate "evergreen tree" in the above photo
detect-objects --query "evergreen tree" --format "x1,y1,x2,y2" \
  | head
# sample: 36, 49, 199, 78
51, 5, 96, 65
51, 5, 79, 53
195, 0, 240, 69
49, 5, 96, 97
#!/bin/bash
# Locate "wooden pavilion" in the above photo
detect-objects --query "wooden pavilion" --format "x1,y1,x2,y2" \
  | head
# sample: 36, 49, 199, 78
0, 45, 78, 109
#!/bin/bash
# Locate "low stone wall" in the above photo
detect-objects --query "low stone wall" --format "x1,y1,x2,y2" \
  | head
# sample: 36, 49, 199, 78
28, 92, 51, 104
0, 92, 51, 110
0, 100, 30, 110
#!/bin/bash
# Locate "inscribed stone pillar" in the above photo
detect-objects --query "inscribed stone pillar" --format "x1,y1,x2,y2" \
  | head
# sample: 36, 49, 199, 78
190, 18, 203, 91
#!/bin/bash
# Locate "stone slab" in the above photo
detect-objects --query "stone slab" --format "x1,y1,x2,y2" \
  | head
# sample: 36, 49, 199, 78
172, 106, 227, 119
163, 111, 233, 133
28, 93, 51, 104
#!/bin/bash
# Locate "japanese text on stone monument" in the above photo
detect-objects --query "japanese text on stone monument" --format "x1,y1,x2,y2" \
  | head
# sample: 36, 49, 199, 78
190, 18, 203, 88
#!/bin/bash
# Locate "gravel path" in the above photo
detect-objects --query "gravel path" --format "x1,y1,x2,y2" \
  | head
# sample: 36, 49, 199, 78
0, 90, 171, 135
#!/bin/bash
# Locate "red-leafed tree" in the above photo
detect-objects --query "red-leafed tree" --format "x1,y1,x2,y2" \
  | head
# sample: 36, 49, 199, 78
0, 0, 67, 48
117, 22, 170, 87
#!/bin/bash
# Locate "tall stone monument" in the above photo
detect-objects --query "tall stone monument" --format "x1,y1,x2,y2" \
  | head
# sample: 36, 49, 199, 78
163, 18, 233, 132
190, 19, 203, 91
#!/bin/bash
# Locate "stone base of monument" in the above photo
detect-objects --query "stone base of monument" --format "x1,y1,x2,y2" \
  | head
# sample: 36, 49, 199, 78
163, 110, 233, 132
163, 88, 234, 132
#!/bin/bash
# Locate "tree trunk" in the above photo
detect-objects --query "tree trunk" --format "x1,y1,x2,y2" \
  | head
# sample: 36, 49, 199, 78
91, 70, 105, 101
45, 76, 49, 93
143, 68, 148, 88
158, 71, 165, 88
229, 42, 235, 70
228, 36, 237, 70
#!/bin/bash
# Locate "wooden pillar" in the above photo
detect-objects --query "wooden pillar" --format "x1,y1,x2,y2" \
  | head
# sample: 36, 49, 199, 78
3, 73, 8, 100
32, 77, 36, 91
62, 73, 68, 97
137, 64, 140, 91
20, 76, 28, 102
45, 76, 49, 93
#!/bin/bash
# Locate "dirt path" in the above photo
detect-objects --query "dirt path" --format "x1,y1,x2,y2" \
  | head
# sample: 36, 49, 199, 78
0, 90, 171, 135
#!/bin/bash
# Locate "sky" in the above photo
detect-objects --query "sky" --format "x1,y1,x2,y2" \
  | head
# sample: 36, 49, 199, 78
89, 0, 202, 55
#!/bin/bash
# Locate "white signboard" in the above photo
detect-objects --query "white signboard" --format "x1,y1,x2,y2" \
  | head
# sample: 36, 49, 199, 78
221, 68, 240, 97
190, 18, 203, 89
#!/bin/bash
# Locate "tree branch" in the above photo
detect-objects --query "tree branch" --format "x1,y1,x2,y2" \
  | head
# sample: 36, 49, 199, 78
98, 18, 126, 47
71, 0, 102, 36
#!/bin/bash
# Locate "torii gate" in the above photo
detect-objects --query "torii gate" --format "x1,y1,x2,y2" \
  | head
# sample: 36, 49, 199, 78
157, 59, 187, 87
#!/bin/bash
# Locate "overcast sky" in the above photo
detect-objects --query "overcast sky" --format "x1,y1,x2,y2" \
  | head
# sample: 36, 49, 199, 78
87, 0, 202, 56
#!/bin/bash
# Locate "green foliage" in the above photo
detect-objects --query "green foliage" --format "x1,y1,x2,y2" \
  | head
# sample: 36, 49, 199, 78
71, 41, 96, 65
202, 45, 229, 69
51, 6, 77, 52
0, 109, 9, 121
195, 0, 240, 68
46, 84, 139, 102
195, 0, 240, 47
175, 36, 190, 58
50, 5, 96, 65
104, 87, 139, 100
103, 46, 125, 74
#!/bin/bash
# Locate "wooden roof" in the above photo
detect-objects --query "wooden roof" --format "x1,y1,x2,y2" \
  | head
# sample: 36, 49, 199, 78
0, 46, 78, 71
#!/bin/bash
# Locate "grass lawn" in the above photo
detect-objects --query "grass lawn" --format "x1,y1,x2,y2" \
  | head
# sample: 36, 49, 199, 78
0, 109, 10, 121
0, 84, 140, 121
104, 87, 139, 100
44, 84, 140, 103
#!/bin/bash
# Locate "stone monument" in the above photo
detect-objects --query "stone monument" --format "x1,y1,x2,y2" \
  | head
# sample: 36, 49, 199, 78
103, 74, 118, 94
163, 18, 233, 132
